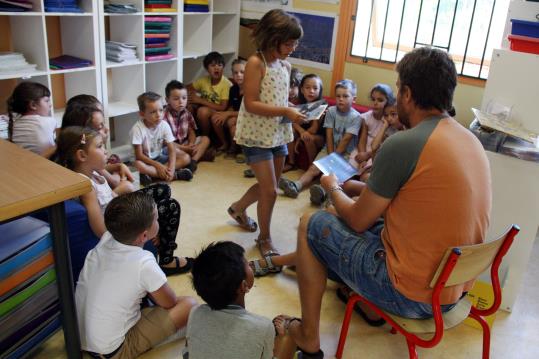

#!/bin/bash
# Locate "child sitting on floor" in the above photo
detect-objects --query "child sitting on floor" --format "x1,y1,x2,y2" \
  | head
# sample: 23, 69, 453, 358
62, 94, 135, 195
288, 67, 302, 106
210, 58, 246, 160
283, 74, 326, 172
131, 91, 193, 185
279, 79, 362, 202
56, 126, 193, 276
8, 82, 57, 158
164, 80, 214, 168
349, 83, 395, 180
185, 241, 296, 359
187, 51, 232, 140
76, 191, 197, 358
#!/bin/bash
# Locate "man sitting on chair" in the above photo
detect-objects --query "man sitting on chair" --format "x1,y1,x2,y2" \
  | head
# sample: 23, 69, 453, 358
277, 47, 492, 357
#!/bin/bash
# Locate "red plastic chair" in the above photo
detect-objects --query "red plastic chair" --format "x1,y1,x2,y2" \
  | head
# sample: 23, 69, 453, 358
336, 225, 520, 359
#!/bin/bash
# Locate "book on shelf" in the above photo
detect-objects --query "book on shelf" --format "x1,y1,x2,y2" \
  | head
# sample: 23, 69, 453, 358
145, 54, 174, 61
471, 107, 538, 145
49, 55, 92, 70
281, 99, 328, 124
313, 152, 358, 184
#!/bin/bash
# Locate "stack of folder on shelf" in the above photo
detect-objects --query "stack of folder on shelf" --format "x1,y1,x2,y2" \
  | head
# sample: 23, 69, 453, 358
184, 0, 208, 13
0, 217, 60, 358
144, 0, 175, 12
0, 115, 8, 140
144, 16, 174, 61
44, 0, 83, 13
49, 55, 92, 70
0, 0, 33, 12
106, 41, 138, 63
104, 1, 138, 14
0, 52, 37, 74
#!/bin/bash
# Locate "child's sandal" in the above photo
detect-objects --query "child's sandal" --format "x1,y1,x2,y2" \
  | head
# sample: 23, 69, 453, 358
227, 206, 258, 232
255, 237, 279, 257
250, 255, 282, 277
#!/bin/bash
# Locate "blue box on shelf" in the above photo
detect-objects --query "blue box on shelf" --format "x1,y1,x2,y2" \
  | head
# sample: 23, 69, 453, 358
510, 19, 539, 38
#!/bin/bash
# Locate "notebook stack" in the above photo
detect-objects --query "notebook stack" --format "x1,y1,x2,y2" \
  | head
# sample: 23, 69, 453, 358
104, 1, 138, 14
145, 16, 174, 61
184, 0, 208, 13
0, 115, 8, 140
44, 0, 83, 13
0, 52, 37, 74
144, 0, 175, 13
49, 55, 92, 70
106, 41, 138, 63
0, 217, 60, 358
0, 0, 33, 12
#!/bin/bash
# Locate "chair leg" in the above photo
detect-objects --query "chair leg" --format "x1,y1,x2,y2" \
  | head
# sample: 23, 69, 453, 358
469, 312, 491, 359
406, 339, 418, 359
336, 295, 360, 359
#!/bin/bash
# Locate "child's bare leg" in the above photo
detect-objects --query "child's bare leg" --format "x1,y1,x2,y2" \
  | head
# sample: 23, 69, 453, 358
174, 148, 191, 169
191, 136, 210, 162
303, 135, 324, 164
342, 179, 366, 197
113, 180, 135, 195
274, 337, 296, 359
167, 296, 198, 329
196, 107, 213, 137
135, 160, 161, 178
297, 165, 321, 189
250, 156, 285, 255
227, 116, 237, 138
210, 115, 228, 151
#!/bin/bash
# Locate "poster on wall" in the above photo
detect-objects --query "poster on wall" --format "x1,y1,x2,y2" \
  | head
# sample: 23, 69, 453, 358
287, 10, 338, 70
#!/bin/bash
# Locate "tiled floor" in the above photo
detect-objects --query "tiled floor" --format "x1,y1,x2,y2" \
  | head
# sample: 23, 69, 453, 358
32, 156, 539, 358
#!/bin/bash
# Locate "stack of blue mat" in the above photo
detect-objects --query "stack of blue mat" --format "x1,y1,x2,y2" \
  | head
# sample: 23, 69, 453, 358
0, 217, 60, 358
44, 0, 83, 13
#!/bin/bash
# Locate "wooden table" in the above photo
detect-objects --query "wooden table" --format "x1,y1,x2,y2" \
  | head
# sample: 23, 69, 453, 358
0, 139, 91, 358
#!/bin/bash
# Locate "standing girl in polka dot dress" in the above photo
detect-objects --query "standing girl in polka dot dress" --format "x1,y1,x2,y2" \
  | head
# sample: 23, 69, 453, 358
228, 9, 307, 260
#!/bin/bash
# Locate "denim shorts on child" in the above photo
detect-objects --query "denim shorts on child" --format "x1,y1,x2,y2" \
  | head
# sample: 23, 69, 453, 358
152, 148, 169, 164
242, 144, 288, 164
306, 211, 457, 319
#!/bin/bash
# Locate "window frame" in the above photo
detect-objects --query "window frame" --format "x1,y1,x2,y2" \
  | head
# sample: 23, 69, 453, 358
341, 0, 486, 87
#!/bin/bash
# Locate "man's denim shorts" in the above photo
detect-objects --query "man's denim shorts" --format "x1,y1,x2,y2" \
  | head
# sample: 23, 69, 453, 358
306, 211, 456, 319
242, 144, 288, 165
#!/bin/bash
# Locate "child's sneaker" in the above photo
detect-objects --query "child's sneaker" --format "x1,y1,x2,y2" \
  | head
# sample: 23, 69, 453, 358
278, 178, 299, 198
175, 168, 193, 181
139, 173, 153, 187
309, 185, 327, 206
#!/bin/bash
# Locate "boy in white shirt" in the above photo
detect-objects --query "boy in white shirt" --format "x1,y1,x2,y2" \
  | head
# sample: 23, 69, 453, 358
76, 191, 197, 358
131, 91, 194, 186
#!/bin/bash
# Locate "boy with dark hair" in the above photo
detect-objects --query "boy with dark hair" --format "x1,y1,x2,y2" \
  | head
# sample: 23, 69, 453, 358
164, 80, 215, 168
131, 91, 193, 185
187, 51, 232, 138
186, 241, 296, 359
76, 192, 197, 358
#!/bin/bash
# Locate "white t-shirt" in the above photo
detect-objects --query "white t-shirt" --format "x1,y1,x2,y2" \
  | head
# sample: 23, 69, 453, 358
75, 232, 167, 354
130, 119, 175, 159
11, 114, 57, 155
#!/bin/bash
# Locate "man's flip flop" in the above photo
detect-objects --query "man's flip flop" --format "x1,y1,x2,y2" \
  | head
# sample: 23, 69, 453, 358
227, 206, 258, 232
336, 287, 386, 327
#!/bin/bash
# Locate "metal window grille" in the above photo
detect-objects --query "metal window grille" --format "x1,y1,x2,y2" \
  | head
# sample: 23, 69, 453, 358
350, 0, 510, 79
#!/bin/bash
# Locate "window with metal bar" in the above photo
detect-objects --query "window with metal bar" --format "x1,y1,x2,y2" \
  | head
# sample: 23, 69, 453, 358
350, 0, 510, 79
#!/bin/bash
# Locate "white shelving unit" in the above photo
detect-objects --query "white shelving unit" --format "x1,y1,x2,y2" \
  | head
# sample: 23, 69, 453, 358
0, 1, 101, 126
0, 0, 240, 157
98, 0, 240, 157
